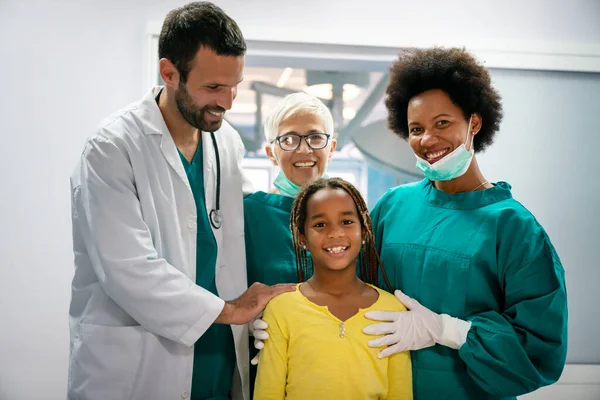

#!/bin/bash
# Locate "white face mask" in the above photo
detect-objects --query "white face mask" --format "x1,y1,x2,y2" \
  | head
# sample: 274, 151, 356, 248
414, 116, 474, 181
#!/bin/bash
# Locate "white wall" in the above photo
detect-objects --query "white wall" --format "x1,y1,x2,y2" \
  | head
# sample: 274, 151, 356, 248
519, 365, 600, 400
1, 0, 599, 399
236, 0, 600, 52
480, 68, 600, 363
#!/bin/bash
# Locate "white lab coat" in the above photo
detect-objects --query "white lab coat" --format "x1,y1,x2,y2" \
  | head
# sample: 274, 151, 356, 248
68, 87, 253, 400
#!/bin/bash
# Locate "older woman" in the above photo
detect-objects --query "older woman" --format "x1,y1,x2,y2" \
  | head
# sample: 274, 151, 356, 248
244, 92, 336, 366
363, 47, 568, 400
244, 92, 336, 287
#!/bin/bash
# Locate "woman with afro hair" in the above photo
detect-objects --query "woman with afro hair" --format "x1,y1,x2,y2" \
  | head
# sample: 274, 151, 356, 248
362, 47, 568, 400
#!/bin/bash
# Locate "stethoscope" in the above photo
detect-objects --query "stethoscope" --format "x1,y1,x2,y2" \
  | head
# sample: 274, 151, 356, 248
155, 89, 222, 230
208, 132, 222, 230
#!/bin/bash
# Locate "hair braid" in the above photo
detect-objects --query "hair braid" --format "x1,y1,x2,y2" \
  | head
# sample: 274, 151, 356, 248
290, 186, 315, 282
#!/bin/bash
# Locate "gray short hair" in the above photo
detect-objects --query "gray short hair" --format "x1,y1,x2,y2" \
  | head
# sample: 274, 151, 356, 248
264, 92, 335, 144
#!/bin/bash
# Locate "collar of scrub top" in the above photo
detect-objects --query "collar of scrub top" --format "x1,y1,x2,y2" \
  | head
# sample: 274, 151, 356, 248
154, 88, 222, 229
422, 179, 512, 210
246, 190, 295, 212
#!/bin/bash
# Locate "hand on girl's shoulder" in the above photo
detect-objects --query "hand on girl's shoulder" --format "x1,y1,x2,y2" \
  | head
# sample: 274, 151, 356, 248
263, 285, 300, 311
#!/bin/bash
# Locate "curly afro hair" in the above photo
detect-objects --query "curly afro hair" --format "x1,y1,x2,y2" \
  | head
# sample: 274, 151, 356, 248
385, 47, 503, 153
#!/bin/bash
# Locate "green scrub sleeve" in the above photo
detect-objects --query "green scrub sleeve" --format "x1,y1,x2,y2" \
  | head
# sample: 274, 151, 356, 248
459, 234, 568, 397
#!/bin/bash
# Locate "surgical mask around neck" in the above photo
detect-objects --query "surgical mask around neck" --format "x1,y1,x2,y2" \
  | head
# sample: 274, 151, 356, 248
415, 116, 475, 181
273, 171, 301, 197
272, 170, 329, 198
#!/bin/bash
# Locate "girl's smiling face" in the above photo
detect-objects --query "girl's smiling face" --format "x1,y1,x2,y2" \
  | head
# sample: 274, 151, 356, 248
300, 187, 363, 272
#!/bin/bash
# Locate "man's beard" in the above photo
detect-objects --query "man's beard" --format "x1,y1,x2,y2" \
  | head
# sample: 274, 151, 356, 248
175, 81, 225, 132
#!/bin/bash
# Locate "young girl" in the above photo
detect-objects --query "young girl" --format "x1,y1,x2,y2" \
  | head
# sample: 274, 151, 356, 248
253, 178, 413, 400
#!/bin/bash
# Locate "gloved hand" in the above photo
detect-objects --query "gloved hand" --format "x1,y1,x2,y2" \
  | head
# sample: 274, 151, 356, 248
363, 290, 471, 358
250, 318, 269, 365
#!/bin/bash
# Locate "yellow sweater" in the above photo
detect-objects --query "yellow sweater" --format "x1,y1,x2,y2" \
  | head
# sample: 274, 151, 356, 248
254, 284, 413, 400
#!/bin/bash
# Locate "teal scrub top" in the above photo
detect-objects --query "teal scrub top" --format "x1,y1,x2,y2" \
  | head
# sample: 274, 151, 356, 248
179, 143, 235, 400
370, 179, 568, 400
243, 191, 300, 396
244, 191, 298, 286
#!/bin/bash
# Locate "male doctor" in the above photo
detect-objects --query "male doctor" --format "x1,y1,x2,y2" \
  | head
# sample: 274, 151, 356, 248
68, 2, 294, 399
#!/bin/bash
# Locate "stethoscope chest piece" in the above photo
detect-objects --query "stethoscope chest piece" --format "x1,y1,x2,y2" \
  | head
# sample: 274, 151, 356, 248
210, 209, 222, 229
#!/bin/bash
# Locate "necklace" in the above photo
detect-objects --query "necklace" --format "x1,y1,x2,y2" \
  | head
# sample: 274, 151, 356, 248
471, 181, 489, 192
305, 280, 360, 339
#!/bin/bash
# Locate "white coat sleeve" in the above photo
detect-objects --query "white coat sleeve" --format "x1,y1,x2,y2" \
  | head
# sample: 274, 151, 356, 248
74, 135, 224, 347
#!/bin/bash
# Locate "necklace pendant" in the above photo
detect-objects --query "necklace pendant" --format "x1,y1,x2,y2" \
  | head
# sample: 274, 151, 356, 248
339, 322, 345, 338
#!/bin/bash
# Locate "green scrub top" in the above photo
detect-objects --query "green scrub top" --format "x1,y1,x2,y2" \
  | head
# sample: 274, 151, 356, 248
370, 179, 568, 400
243, 191, 301, 396
179, 142, 235, 400
244, 191, 298, 286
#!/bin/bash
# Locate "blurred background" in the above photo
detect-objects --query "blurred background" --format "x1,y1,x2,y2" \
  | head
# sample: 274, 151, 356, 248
1, 0, 599, 398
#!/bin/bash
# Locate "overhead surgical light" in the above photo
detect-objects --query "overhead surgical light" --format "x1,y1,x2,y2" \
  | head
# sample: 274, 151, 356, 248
303, 83, 362, 101
276, 67, 294, 88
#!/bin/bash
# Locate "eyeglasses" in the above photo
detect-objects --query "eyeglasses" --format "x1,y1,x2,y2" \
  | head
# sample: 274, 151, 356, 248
272, 133, 331, 151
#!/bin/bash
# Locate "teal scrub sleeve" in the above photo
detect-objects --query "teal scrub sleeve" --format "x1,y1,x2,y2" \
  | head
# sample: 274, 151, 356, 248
459, 233, 568, 397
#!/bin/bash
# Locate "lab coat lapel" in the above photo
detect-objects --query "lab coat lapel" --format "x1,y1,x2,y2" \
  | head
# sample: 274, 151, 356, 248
144, 87, 191, 192
160, 133, 192, 193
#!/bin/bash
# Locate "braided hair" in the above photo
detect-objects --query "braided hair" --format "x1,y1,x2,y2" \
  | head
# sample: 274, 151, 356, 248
290, 177, 392, 291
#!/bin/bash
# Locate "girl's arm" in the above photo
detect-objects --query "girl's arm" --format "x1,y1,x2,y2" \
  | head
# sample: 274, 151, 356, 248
387, 350, 413, 400
253, 302, 288, 400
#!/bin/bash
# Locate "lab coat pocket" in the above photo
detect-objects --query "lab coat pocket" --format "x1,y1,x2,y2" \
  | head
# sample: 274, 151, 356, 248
382, 243, 471, 317
68, 324, 144, 400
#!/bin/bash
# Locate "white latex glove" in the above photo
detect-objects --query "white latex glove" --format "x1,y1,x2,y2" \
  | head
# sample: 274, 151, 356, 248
250, 318, 269, 365
363, 290, 471, 358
